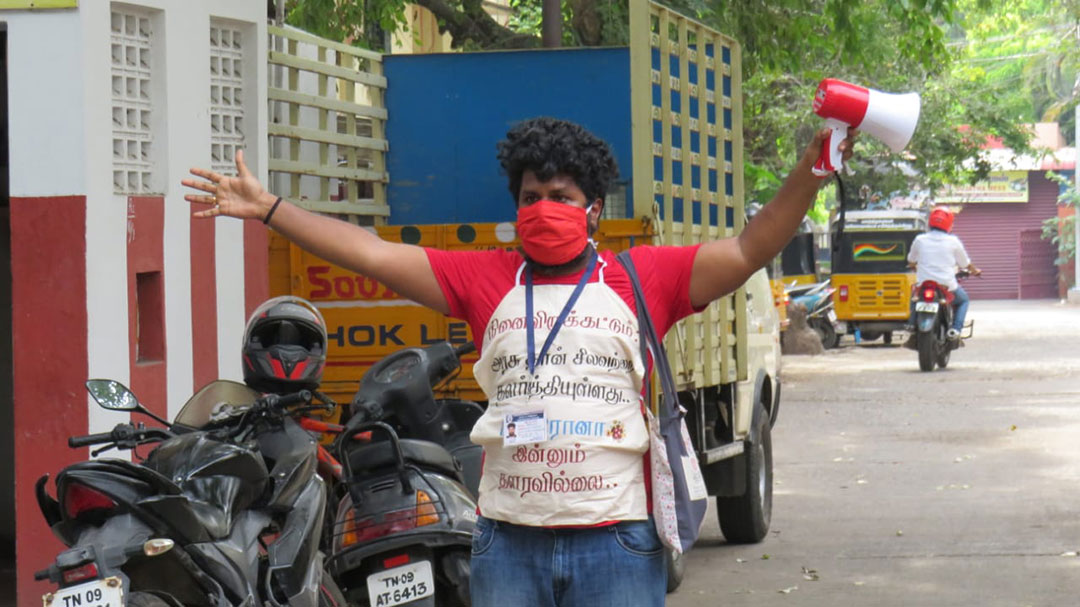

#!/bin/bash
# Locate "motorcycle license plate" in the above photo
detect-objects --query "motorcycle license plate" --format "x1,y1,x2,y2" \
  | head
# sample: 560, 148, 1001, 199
827, 309, 837, 322
915, 302, 939, 313
45, 578, 123, 607
366, 560, 434, 607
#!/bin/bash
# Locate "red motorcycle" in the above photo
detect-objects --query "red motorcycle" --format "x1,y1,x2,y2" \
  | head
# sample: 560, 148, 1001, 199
908, 271, 975, 371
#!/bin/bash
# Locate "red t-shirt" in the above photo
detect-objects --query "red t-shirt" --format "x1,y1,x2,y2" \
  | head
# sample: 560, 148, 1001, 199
425, 245, 703, 350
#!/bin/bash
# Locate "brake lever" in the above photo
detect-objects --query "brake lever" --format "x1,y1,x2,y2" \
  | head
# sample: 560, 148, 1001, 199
91, 444, 115, 457
313, 390, 338, 412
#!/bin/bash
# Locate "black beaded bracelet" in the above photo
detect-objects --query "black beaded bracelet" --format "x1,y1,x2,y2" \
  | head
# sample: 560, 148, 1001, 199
263, 196, 283, 225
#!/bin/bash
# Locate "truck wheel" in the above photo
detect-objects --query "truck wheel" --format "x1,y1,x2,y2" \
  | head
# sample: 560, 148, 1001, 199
883, 331, 893, 345
917, 331, 936, 372
665, 548, 686, 593
716, 404, 772, 543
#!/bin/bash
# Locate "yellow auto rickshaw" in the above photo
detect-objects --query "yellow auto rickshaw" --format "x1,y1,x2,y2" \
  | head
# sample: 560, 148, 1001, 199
829, 209, 927, 344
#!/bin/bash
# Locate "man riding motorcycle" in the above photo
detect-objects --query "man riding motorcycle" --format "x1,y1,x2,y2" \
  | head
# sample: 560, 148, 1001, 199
907, 207, 981, 339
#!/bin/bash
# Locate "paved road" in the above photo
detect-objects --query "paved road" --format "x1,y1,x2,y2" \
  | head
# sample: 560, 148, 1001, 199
670, 300, 1080, 606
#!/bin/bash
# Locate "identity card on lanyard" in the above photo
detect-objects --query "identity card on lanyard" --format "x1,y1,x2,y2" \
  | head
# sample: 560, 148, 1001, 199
524, 250, 598, 375
507, 250, 598, 448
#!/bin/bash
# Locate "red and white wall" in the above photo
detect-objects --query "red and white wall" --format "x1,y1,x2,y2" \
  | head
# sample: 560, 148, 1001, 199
2, 1, 268, 602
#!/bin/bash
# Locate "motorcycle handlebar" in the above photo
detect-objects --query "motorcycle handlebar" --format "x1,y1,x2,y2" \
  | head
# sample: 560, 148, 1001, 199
454, 342, 477, 357
69, 424, 173, 449
68, 431, 116, 448
263, 390, 313, 410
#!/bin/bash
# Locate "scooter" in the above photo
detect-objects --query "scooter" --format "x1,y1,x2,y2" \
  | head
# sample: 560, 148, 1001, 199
908, 271, 975, 371
326, 341, 483, 607
788, 281, 844, 349
35, 379, 345, 607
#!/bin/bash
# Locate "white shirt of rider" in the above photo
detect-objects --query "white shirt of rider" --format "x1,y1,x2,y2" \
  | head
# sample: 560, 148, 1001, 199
908, 230, 970, 291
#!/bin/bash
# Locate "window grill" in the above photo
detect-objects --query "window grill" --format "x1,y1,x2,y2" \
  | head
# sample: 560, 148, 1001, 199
210, 23, 246, 176
110, 8, 156, 194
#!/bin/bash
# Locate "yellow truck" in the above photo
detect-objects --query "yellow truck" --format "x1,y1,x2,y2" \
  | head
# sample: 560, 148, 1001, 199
267, 1, 783, 570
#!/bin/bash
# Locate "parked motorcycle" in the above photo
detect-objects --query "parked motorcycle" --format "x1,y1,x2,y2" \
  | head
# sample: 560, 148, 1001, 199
35, 379, 346, 607
788, 281, 843, 349
326, 341, 483, 607
908, 271, 975, 371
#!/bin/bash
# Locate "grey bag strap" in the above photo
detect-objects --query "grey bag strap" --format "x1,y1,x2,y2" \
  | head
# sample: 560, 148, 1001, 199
617, 250, 707, 554
615, 251, 680, 425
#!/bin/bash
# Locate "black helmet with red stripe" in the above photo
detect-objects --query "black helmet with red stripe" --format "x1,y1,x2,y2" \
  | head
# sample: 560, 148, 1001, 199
242, 296, 327, 394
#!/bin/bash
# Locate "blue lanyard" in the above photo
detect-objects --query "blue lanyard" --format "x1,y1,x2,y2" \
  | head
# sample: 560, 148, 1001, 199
525, 250, 599, 375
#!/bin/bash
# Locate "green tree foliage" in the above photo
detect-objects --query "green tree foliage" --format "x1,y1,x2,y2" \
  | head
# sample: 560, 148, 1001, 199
1041, 172, 1077, 275
959, 1, 1079, 270
958, 0, 1079, 141
283, 0, 1056, 218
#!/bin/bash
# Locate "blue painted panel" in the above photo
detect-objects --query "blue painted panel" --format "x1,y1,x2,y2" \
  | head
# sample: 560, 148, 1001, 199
384, 48, 633, 225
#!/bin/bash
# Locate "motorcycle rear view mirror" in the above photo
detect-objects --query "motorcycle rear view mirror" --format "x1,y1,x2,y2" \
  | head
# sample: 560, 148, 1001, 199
86, 379, 139, 410
85, 379, 170, 426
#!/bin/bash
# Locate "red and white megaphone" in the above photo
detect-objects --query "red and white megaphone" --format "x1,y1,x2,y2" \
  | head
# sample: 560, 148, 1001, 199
811, 78, 921, 177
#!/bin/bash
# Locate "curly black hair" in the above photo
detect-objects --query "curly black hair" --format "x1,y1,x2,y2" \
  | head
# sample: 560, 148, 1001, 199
496, 117, 620, 206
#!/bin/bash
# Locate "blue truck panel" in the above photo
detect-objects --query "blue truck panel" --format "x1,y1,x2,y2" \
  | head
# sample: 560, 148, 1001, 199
384, 48, 633, 225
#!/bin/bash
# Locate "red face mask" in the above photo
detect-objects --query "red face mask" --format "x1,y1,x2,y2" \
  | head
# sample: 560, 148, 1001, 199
516, 200, 591, 266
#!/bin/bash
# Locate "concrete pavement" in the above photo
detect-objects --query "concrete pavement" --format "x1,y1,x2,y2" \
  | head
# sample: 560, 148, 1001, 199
670, 299, 1080, 606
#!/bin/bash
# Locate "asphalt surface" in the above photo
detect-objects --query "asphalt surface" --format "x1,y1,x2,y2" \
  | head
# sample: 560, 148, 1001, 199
670, 299, 1080, 607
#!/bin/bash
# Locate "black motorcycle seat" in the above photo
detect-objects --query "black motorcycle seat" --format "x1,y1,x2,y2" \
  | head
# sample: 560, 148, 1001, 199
347, 439, 463, 481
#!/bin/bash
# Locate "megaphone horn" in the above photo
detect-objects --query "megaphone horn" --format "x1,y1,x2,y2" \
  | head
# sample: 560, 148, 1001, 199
811, 78, 921, 177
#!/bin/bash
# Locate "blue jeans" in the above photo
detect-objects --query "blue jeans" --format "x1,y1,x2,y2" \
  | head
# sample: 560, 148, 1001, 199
951, 286, 970, 331
470, 516, 667, 607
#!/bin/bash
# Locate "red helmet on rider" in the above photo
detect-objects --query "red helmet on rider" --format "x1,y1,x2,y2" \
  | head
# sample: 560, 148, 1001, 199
929, 207, 954, 232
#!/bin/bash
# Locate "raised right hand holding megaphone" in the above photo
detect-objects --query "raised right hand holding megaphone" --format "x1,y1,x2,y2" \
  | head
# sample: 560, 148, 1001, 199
811, 78, 921, 177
